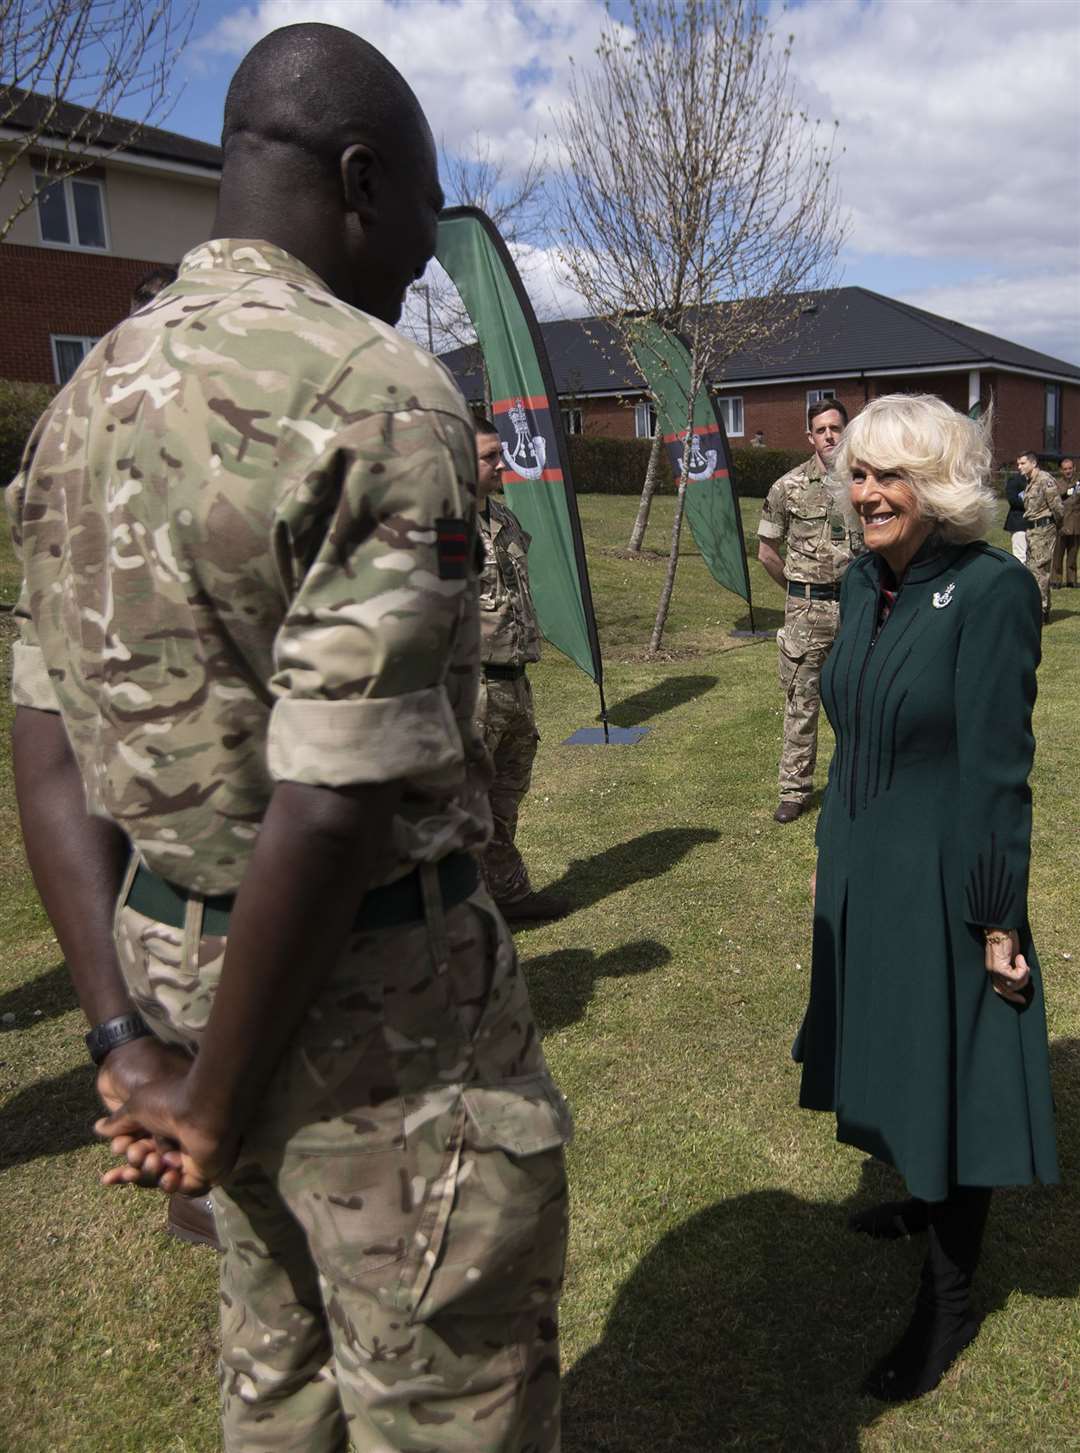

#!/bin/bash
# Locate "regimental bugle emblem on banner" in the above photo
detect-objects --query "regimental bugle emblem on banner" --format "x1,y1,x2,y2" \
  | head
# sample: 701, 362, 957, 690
664, 427, 724, 482
500, 397, 547, 480
681, 428, 718, 481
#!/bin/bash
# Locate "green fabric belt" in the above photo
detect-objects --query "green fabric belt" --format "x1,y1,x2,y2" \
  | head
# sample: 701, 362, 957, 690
125, 852, 479, 937
483, 662, 527, 680
1028, 516, 1055, 529
787, 580, 840, 600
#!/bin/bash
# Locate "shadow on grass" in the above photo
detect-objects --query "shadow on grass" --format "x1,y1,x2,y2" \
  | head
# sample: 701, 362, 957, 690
733, 605, 784, 632
0, 1062, 98, 1169
564, 1039, 1080, 1451
525, 939, 670, 1037
604, 676, 718, 729
0, 960, 77, 1027
531, 828, 720, 926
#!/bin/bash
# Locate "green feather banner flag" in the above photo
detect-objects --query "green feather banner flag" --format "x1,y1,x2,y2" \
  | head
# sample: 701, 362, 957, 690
436, 207, 605, 696
628, 320, 753, 609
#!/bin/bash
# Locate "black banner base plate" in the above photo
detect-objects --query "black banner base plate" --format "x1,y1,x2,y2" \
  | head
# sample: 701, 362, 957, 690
562, 725, 650, 745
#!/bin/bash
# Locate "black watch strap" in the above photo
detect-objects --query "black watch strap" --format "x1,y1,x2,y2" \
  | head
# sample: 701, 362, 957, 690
85, 1012, 152, 1066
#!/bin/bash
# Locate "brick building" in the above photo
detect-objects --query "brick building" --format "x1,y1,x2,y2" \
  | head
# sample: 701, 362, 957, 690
443, 289, 1080, 467
1, 92, 221, 387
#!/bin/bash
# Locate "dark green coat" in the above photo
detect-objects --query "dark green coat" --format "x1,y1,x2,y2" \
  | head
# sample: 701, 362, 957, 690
799, 538, 1059, 1201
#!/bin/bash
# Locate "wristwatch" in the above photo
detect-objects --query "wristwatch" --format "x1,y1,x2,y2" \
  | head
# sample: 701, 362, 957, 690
85, 1012, 152, 1066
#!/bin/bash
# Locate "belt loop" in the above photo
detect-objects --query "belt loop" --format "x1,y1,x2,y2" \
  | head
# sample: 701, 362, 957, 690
113, 854, 140, 939
420, 862, 451, 976
182, 891, 207, 975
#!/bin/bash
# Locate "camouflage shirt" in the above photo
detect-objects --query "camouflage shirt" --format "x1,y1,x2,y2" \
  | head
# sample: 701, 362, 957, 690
757, 456, 862, 585
478, 497, 541, 668
7, 239, 491, 894
1023, 468, 1065, 525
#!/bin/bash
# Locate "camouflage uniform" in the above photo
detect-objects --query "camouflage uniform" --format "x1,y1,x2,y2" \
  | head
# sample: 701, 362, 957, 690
1023, 467, 1064, 614
1050, 476, 1080, 587
476, 498, 542, 905
758, 457, 861, 804
8, 239, 570, 1453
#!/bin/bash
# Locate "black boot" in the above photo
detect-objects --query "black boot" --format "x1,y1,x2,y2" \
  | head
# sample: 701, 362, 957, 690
863, 1186, 991, 1402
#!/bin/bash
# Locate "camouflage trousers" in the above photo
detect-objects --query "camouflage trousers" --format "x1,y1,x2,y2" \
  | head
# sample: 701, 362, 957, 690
1026, 523, 1057, 613
113, 864, 570, 1453
776, 595, 840, 802
1050, 531, 1078, 587
475, 673, 539, 904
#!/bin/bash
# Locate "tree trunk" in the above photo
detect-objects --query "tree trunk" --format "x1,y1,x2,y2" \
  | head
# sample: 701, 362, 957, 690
649, 426, 694, 653
627, 427, 664, 552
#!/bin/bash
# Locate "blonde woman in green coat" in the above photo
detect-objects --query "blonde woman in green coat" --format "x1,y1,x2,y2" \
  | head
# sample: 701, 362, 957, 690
798, 394, 1059, 1403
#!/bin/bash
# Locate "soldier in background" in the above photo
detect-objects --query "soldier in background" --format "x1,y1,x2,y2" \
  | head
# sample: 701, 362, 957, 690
757, 399, 861, 823
1018, 450, 1064, 621
474, 417, 569, 921
8, 25, 569, 1451
1050, 456, 1079, 588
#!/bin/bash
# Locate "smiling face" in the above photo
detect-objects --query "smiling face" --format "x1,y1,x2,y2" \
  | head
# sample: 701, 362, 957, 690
1061, 458, 1075, 484
849, 462, 933, 575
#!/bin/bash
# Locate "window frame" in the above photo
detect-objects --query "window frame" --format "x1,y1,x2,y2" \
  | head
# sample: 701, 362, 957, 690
634, 400, 658, 439
33, 171, 110, 253
50, 334, 99, 386
1044, 383, 1062, 452
561, 407, 583, 437
716, 394, 744, 438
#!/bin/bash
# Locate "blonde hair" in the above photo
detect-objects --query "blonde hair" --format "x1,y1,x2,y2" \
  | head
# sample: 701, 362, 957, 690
830, 393, 997, 543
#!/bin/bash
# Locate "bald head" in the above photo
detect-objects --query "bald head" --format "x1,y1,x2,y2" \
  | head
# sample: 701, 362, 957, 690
214, 23, 442, 323
222, 23, 428, 169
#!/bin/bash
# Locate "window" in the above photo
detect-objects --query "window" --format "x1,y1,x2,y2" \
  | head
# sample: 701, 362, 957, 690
562, 407, 583, 436
716, 395, 744, 437
807, 388, 836, 408
634, 400, 658, 438
51, 335, 98, 386
1044, 384, 1061, 452
34, 173, 108, 250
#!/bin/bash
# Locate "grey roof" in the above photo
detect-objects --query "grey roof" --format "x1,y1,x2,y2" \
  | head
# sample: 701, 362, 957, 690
4, 88, 222, 172
441, 285, 1080, 399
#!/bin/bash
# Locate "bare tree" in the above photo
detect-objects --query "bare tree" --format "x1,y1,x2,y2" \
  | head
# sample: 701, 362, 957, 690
1, 0, 195, 243
403, 130, 550, 375
555, 0, 845, 650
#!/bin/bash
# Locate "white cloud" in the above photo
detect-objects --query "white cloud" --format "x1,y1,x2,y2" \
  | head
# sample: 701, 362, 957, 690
900, 268, 1080, 369
198, 0, 1080, 361
781, 0, 1080, 267
197, 0, 611, 168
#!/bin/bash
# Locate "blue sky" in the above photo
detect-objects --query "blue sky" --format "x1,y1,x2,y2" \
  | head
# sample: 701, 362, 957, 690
135, 0, 1080, 364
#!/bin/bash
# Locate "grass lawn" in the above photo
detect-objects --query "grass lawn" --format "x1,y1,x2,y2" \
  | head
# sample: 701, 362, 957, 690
2, 494, 1078, 1451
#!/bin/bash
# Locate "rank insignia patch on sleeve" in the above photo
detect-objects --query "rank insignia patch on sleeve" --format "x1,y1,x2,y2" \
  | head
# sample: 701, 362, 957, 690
436, 518, 470, 579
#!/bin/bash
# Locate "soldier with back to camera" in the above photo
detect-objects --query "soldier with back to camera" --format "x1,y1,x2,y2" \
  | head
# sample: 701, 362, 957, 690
8, 23, 569, 1452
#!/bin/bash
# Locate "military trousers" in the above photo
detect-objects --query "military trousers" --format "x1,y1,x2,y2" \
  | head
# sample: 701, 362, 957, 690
1050, 530, 1078, 587
113, 864, 570, 1453
1025, 523, 1057, 614
776, 594, 840, 802
475, 673, 539, 904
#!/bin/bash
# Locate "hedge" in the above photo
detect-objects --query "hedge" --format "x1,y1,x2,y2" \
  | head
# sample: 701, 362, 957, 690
567, 434, 806, 499
0, 380, 55, 487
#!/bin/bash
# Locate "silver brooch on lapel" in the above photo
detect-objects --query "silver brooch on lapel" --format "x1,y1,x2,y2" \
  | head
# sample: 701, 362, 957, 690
932, 582, 956, 609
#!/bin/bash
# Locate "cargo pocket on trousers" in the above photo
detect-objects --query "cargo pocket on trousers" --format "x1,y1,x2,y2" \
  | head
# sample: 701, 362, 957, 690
404, 1074, 573, 1325
777, 621, 809, 696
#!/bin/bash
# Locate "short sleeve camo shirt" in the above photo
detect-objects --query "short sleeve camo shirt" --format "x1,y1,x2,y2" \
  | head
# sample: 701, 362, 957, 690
7, 240, 491, 893
757, 456, 863, 585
